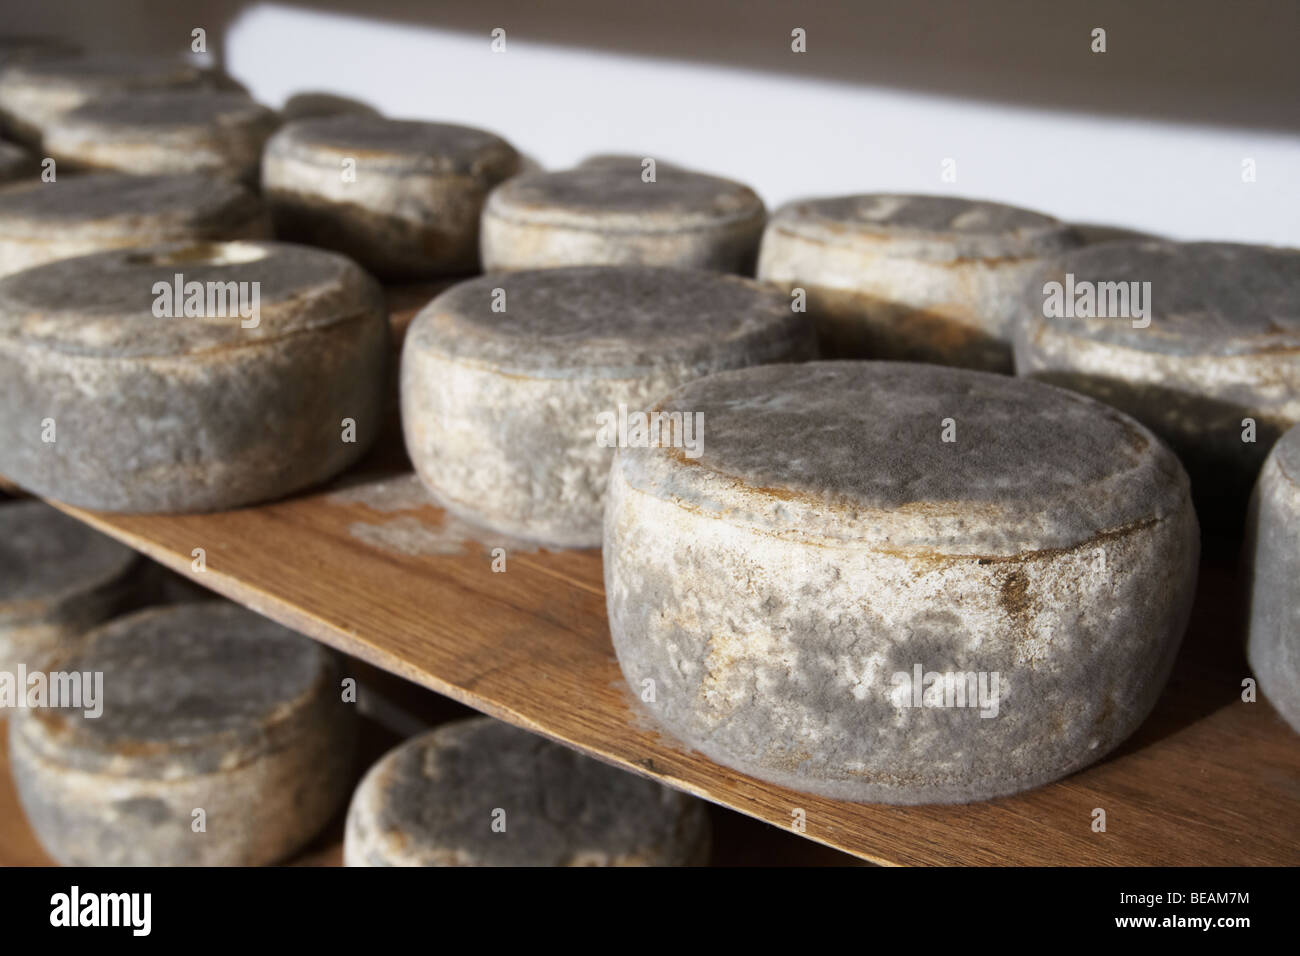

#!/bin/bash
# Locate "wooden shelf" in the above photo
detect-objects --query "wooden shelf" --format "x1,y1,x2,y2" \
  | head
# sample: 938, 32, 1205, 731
5, 287, 1297, 867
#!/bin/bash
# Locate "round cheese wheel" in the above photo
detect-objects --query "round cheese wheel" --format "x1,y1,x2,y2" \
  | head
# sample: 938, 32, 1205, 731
605, 361, 1199, 804
43, 90, 280, 183
480, 155, 766, 273
401, 266, 816, 546
1246, 423, 1300, 734
757, 193, 1080, 371
1015, 240, 1300, 527
9, 601, 357, 866
0, 239, 389, 512
0, 171, 271, 278
0, 53, 206, 146
0, 500, 139, 673
344, 717, 710, 866
262, 114, 521, 279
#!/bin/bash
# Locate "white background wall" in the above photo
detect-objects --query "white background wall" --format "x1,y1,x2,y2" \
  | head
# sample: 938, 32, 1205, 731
7, 1, 1298, 245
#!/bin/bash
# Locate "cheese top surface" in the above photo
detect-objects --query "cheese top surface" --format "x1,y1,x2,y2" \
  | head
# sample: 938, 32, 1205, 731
0, 239, 382, 358
0, 172, 263, 236
485, 156, 764, 233
1029, 241, 1300, 356
767, 193, 1077, 261
265, 114, 518, 179
16, 602, 336, 775
408, 266, 810, 376
0, 501, 134, 608
617, 361, 1189, 554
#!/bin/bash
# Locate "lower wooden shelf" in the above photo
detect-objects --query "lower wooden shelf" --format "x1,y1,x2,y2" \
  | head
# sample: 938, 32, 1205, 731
11, 436, 1295, 866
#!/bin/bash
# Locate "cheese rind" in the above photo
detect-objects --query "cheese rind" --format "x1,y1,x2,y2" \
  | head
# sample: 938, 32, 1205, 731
1246, 424, 1300, 734
401, 266, 816, 546
605, 361, 1199, 804
1014, 241, 1300, 526
481, 156, 766, 273
262, 115, 521, 278
757, 194, 1080, 371
0, 171, 271, 278
9, 602, 357, 866
0, 240, 389, 512
344, 717, 710, 866
0, 501, 139, 673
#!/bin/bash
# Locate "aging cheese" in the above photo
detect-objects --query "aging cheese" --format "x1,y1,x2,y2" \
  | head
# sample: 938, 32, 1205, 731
1246, 423, 1300, 734
9, 602, 356, 866
1015, 240, 1300, 528
0, 171, 271, 278
0, 53, 206, 146
262, 114, 521, 279
43, 90, 280, 183
0, 240, 388, 512
605, 361, 1199, 804
480, 155, 766, 273
344, 717, 710, 866
0, 500, 139, 674
757, 193, 1081, 371
401, 266, 815, 546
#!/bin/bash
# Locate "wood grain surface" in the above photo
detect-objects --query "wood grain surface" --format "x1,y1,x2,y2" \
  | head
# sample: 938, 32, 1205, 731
3, 287, 1297, 866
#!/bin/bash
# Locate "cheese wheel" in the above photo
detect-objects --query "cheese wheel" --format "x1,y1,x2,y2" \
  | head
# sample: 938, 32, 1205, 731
0, 171, 271, 278
9, 602, 357, 866
1014, 241, 1300, 527
0, 500, 139, 673
262, 115, 521, 279
43, 90, 280, 183
605, 361, 1199, 804
1246, 423, 1300, 734
757, 194, 1081, 371
0, 239, 388, 512
401, 266, 816, 546
344, 717, 710, 866
0, 53, 206, 146
0, 139, 29, 183
480, 155, 766, 273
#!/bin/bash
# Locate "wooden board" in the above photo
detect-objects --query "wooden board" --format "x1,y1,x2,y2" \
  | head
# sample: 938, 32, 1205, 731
4, 287, 1297, 866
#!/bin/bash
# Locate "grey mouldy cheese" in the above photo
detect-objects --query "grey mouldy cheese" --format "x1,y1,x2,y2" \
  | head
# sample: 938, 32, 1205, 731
344, 717, 710, 866
0, 53, 207, 146
9, 602, 357, 866
0, 171, 272, 278
400, 266, 816, 547
480, 155, 766, 273
756, 193, 1081, 371
42, 90, 281, 184
0, 240, 389, 512
262, 114, 522, 279
1014, 240, 1300, 528
1246, 423, 1300, 734
604, 362, 1199, 804
0, 500, 140, 674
